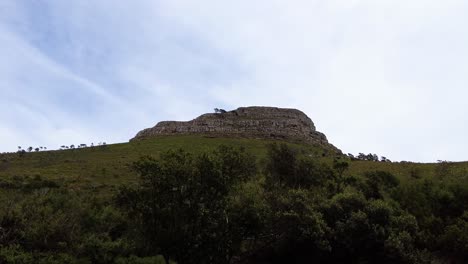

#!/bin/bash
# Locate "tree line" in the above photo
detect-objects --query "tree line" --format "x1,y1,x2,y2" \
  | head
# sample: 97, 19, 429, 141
10, 143, 108, 157
347, 152, 391, 162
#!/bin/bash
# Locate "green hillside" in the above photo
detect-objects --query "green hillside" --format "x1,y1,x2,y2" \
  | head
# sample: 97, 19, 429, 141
1, 135, 467, 263
1, 135, 467, 187
0, 136, 328, 186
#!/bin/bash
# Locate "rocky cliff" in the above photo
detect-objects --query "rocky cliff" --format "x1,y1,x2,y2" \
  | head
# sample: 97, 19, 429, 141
131, 106, 340, 152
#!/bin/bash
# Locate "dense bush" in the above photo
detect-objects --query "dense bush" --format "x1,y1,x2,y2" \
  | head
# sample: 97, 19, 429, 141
0, 144, 467, 263
116, 146, 257, 263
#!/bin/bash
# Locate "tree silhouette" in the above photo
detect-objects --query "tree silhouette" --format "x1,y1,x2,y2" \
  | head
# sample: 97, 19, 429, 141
381, 156, 391, 162
214, 108, 227, 114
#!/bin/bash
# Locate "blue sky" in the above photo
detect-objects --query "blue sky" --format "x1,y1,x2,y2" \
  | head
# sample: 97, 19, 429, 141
1, 0, 468, 162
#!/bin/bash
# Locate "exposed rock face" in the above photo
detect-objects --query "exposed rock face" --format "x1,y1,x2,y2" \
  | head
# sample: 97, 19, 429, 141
132, 106, 340, 152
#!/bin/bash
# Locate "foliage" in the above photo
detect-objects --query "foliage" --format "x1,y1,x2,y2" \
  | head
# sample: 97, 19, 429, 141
117, 146, 257, 263
264, 143, 335, 190
0, 142, 467, 263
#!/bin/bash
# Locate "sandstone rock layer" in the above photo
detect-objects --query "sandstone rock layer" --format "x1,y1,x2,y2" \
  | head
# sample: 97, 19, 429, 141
131, 106, 340, 152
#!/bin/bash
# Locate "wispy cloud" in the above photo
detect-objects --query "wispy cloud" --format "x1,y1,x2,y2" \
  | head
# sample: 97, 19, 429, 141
1, 1, 468, 161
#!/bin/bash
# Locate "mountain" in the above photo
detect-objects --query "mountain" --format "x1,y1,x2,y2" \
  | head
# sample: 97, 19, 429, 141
132, 106, 340, 153
2, 106, 468, 184
1, 106, 467, 263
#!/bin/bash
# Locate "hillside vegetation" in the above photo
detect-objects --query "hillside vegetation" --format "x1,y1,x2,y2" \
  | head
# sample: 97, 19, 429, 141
0, 136, 467, 263
0, 136, 328, 187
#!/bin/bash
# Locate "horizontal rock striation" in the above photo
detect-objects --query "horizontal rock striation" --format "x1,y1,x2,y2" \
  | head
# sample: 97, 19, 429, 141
131, 106, 340, 152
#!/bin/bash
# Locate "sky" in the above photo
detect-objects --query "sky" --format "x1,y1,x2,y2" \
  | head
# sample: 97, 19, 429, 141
1, 0, 468, 162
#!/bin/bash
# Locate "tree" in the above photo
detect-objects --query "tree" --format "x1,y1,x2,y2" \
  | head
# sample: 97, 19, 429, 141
440, 211, 468, 259
333, 159, 349, 191
264, 143, 335, 190
333, 159, 349, 178
260, 189, 330, 263
381, 156, 388, 162
320, 190, 422, 263
355, 153, 381, 162
18, 149, 26, 157
264, 144, 297, 188
117, 146, 256, 263
364, 171, 399, 199
214, 108, 227, 114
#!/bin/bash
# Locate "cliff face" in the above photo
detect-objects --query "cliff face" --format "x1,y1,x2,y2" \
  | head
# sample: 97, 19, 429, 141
132, 106, 340, 152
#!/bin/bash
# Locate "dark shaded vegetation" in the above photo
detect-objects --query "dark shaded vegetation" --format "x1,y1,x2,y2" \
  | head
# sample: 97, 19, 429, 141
0, 143, 467, 263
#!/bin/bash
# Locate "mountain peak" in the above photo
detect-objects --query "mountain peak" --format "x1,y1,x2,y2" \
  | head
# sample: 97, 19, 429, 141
132, 106, 340, 153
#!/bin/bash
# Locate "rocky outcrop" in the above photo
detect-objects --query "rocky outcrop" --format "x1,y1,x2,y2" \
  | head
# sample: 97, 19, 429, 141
131, 106, 340, 152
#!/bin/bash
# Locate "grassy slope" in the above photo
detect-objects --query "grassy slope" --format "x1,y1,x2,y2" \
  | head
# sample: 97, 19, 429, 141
1, 135, 467, 189
0, 136, 326, 187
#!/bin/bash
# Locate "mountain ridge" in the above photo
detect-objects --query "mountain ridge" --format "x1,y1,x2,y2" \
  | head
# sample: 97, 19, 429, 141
131, 106, 341, 153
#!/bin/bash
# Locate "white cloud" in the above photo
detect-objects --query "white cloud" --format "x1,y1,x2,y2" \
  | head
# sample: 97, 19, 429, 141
0, 25, 145, 151
154, 0, 468, 162
1, 0, 468, 161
